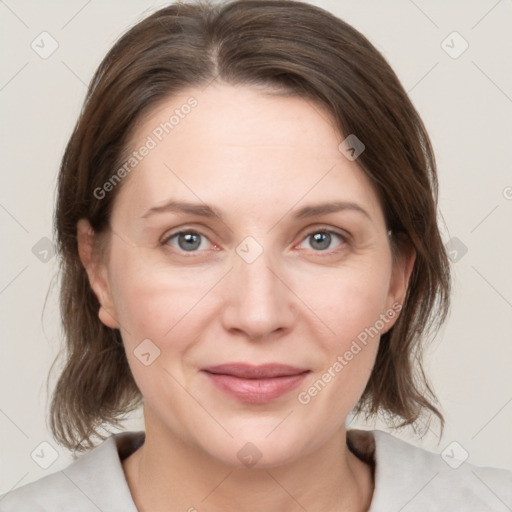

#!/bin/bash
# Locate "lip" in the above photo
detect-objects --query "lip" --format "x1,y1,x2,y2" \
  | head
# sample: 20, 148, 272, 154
201, 363, 310, 403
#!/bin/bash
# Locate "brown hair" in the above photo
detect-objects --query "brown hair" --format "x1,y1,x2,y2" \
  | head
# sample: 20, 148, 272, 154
50, 0, 451, 451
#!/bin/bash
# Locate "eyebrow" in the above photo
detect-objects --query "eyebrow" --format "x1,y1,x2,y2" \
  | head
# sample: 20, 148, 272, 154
141, 199, 371, 221
292, 201, 370, 220
141, 200, 223, 219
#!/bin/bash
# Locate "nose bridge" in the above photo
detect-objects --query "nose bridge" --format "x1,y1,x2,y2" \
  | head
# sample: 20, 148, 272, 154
238, 244, 278, 298
221, 235, 294, 339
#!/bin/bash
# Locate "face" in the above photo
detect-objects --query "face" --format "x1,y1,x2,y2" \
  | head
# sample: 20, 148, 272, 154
79, 84, 412, 468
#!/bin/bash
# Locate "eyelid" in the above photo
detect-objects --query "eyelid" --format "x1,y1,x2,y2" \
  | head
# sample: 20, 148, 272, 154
295, 224, 352, 244
294, 226, 350, 252
162, 224, 351, 255
161, 224, 214, 244
161, 228, 217, 252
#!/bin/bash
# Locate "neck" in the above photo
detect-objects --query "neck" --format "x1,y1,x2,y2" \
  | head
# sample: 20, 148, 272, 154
123, 410, 374, 512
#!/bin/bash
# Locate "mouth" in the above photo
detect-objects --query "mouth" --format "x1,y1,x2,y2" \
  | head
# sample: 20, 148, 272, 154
201, 363, 310, 403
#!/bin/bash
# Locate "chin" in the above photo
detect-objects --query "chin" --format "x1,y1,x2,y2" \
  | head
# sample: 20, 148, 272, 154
196, 423, 322, 470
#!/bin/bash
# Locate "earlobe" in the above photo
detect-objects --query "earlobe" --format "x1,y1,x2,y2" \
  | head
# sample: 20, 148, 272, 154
76, 219, 120, 329
385, 241, 416, 327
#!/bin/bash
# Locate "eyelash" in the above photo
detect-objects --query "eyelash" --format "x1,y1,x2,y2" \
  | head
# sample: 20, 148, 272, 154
160, 227, 350, 256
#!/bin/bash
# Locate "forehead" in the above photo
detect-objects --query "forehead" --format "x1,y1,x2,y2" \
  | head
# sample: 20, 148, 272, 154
113, 84, 384, 226
131, 83, 339, 153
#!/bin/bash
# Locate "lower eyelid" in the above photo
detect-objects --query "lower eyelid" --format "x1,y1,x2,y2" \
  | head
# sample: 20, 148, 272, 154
163, 229, 348, 253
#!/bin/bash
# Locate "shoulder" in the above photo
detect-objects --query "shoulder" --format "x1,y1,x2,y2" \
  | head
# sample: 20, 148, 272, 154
0, 431, 144, 512
349, 429, 512, 512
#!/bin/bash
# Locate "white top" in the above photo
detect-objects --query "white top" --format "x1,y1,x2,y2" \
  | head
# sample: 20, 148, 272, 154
1, 429, 511, 511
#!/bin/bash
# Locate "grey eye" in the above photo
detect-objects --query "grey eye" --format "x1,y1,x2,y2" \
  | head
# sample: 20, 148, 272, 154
309, 232, 332, 251
166, 231, 207, 252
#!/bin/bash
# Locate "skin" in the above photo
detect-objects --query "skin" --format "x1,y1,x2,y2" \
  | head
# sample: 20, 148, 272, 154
78, 83, 415, 511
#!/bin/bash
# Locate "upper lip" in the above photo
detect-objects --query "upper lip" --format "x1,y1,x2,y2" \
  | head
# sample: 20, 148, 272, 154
201, 363, 310, 379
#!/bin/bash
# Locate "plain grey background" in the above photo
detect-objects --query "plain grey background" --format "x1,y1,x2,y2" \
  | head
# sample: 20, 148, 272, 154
1, 0, 511, 493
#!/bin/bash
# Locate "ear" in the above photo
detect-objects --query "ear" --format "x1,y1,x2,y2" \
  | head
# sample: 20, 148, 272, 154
76, 218, 119, 329
384, 236, 416, 330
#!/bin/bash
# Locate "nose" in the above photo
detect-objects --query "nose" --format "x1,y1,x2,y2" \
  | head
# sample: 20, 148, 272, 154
220, 243, 296, 341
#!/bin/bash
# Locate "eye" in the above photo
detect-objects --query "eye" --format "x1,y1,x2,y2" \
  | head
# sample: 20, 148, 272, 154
162, 230, 213, 252
297, 229, 348, 252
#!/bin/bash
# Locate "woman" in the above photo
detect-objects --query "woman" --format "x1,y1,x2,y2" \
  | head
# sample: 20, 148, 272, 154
1, 0, 510, 510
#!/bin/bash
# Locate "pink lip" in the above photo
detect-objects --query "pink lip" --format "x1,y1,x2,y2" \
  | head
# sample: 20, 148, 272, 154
201, 363, 310, 403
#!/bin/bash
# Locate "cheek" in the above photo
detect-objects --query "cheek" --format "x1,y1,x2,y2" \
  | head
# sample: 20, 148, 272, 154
294, 256, 393, 342
107, 245, 223, 348
107, 256, 212, 402
295, 258, 391, 398
294, 273, 389, 417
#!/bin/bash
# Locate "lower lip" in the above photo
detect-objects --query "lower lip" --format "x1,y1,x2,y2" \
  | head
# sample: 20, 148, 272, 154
203, 371, 309, 403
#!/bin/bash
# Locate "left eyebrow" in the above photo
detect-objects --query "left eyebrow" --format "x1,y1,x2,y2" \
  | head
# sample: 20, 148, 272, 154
292, 201, 371, 221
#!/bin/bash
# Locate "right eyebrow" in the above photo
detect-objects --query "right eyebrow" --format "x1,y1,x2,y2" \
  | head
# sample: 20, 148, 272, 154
141, 200, 224, 221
